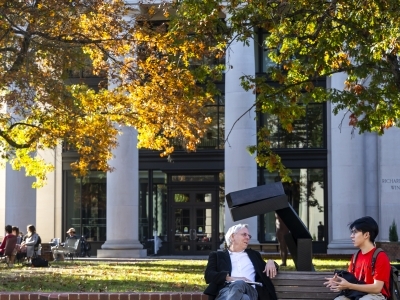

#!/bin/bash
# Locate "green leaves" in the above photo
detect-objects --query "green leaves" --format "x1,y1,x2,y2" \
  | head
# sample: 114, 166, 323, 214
172, 0, 400, 178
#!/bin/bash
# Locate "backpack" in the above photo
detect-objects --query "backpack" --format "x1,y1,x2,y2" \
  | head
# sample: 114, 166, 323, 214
31, 256, 49, 267
352, 248, 400, 300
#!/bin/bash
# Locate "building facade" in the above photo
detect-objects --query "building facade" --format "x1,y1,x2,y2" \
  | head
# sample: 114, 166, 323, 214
1, 6, 399, 257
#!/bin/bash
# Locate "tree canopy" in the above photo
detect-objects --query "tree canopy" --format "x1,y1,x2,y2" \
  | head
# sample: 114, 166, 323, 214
171, 0, 400, 178
1, 0, 400, 185
0, 0, 221, 186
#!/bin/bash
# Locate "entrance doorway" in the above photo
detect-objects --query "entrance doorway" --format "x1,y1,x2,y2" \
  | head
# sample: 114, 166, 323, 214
170, 188, 218, 255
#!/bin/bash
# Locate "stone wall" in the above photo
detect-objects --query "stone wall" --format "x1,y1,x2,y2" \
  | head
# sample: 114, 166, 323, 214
376, 242, 400, 262
0, 293, 208, 300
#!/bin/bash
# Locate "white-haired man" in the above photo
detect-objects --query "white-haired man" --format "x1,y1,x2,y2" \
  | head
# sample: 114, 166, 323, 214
204, 224, 278, 300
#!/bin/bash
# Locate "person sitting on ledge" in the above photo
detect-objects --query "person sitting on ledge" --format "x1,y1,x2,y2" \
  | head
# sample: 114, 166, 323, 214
51, 227, 78, 261
324, 216, 391, 300
204, 223, 279, 300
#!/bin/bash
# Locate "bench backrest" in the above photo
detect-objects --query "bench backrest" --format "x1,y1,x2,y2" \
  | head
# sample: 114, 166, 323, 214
271, 271, 337, 300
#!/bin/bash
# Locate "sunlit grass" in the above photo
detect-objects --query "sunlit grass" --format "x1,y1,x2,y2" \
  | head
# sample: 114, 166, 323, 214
0, 258, 350, 292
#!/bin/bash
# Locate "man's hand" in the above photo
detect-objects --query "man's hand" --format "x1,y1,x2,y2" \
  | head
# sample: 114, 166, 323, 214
324, 273, 347, 292
263, 259, 277, 278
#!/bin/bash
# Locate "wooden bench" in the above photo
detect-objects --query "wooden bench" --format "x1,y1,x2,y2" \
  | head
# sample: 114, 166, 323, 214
248, 243, 280, 252
271, 271, 337, 299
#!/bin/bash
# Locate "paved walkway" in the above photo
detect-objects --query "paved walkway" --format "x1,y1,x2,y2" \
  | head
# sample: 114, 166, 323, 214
67, 255, 209, 262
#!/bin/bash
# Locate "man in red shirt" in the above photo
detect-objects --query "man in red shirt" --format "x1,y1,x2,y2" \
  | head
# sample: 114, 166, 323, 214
324, 216, 391, 300
0, 225, 14, 255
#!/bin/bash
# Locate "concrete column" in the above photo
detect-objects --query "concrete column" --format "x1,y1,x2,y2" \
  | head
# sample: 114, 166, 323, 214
224, 35, 258, 243
0, 164, 36, 233
378, 128, 400, 241
97, 126, 146, 257
0, 104, 35, 233
364, 132, 379, 220
36, 145, 63, 242
327, 72, 366, 254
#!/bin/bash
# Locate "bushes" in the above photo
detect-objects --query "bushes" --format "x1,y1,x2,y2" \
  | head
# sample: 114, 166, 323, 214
389, 219, 398, 242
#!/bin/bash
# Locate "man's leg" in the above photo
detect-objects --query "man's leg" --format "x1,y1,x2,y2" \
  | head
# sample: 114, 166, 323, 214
52, 246, 65, 261
216, 281, 258, 300
359, 294, 386, 300
334, 296, 351, 300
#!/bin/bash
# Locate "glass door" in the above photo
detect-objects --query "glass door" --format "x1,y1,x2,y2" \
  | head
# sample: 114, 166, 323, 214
170, 189, 217, 255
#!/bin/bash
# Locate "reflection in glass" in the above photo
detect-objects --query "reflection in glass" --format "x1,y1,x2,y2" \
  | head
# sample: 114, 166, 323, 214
174, 193, 190, 203
139, 171, 167, 254
174, 208, 190, 242
263, 104, 324, 149
219, 172, 225, 246
175, 245, 190, 251
153, 171, 167, 243
262, 169, 325, 242
199, 95, 225, 149
196, 208, 212, 251
139, 171, 149, 244
196, 193, 212, 202
171, 175, 215, 182
65, 171, 106, 242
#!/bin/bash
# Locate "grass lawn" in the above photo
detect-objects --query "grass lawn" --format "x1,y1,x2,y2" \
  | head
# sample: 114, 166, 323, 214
0, 258, 349, 293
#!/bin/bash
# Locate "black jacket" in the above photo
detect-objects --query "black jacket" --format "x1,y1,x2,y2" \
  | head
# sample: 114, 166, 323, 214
204, 249, 278, 300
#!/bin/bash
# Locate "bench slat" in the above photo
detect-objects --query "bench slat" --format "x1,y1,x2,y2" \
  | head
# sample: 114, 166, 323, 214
272, 272, 332, 280
273, 279, 329, 286
277, 292, 336, 299
271, 271, 337, 300
275, 286, 332, 293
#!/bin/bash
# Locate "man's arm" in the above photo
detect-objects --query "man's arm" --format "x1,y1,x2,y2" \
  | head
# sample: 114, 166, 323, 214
328, 277, 384, 294
251, 249, 279, 278
263, 259, 278, 278
204, 251, 230, 284
0, 235, 8, 251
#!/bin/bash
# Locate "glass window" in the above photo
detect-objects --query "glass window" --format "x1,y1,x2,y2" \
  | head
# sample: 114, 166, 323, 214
261, 168, 325, 242
139, 170, 167, 254
174, 193, 190, 202
65, 171, 106, 242
262, 103, 324, 149
199, 94, 225, 150
171, 174, 215, 182
152, 171, 167, 241
139, 170, 150, 244
255, 32, 278, 73
218, 172, 225, 247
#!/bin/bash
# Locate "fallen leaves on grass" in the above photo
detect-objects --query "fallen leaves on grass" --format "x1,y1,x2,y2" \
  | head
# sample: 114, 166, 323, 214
0, 258, 349, 292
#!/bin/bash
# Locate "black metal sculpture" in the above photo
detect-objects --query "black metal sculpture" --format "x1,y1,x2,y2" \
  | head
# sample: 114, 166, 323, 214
225, 182, 314, 271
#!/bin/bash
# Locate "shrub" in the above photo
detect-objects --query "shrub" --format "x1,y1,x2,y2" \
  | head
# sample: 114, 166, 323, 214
389, 219, 398, 242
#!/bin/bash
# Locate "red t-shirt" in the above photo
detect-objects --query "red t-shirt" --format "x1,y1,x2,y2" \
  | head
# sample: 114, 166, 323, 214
348, 248, 391, 298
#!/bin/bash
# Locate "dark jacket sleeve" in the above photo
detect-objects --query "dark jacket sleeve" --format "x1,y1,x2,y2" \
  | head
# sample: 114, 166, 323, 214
204, 251, 231, 298
247, 249, 278, 300
204, 251, 229, 284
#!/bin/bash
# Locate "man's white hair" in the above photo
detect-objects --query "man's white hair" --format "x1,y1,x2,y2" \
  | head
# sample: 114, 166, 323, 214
225, 224, 249, 248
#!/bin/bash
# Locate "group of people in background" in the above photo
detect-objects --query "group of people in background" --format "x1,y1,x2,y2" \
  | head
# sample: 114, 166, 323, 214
0, 224, 40, 266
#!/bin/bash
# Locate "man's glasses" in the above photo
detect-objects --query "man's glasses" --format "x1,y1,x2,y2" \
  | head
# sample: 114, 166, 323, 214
350, 229, 359, 235
238, 233, 252, 239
